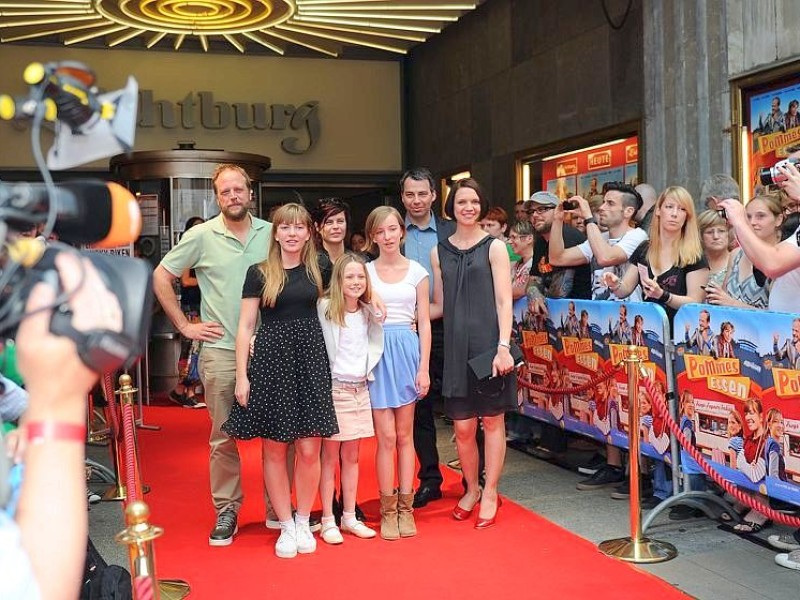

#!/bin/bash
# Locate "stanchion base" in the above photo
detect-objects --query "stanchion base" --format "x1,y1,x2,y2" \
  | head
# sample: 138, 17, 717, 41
598, 536, 677, 563
159, 579, 191, 599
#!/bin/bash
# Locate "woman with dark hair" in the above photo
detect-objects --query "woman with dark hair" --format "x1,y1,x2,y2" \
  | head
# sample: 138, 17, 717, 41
169, 216, 207, 409
312, 197, 350, 263
431, 177, 516, 529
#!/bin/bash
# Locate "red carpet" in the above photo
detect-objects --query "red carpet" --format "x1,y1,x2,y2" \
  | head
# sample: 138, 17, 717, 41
136, 407, 689, 599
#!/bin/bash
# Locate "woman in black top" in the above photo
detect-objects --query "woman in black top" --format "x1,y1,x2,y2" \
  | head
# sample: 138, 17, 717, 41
223, 203, 337, 559
603, 186, 708, 323
431, 178, 516, 529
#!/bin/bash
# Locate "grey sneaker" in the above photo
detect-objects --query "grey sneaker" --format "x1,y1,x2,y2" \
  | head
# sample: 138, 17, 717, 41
209, 509, 238, 546
768, 530, 800, 552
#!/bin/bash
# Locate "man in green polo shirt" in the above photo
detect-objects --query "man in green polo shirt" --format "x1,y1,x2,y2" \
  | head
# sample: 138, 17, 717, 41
153, 163, 271, 546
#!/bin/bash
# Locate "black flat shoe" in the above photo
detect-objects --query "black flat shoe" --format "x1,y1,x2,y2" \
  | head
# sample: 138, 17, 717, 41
412, 485, 442, 508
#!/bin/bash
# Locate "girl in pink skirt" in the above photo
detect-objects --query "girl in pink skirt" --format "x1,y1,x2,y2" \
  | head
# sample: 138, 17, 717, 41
317, 253, 385, 544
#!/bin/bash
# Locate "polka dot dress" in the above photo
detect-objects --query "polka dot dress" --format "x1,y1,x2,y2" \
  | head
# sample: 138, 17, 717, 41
222, 265, 338, 443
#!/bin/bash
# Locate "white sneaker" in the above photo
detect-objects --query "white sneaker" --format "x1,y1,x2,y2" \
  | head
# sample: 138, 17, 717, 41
341, 519, 377, 539
320, 522, 344, 545
295, 520, 317, 554
265, 516, 281, 530
275, 524, 297, 559
775, 549, 800, 570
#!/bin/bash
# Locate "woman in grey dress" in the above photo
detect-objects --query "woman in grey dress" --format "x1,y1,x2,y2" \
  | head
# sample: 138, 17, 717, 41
431, 178, 516, 529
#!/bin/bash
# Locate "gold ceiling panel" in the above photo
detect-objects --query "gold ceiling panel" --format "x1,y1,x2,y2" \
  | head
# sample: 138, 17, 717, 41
0, 0, 478, 57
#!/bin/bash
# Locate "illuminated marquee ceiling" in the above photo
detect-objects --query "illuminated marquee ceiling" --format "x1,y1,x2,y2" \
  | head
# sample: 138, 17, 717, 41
0, 1, 480, 58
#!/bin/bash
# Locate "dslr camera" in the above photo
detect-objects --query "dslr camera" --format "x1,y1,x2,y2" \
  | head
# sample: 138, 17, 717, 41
759, 157, 800, 186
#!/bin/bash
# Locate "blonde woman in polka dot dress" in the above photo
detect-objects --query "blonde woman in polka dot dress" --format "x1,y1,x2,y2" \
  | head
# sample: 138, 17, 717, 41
223, 203, 338, 559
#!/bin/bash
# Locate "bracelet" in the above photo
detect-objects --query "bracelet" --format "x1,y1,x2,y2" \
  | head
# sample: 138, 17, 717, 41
658, 290, 672, 305
497, 341, 511, 349
26, 421, 86, 445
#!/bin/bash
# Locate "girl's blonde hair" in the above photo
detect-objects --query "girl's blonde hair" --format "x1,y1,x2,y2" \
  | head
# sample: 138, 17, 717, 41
364, 206, 405, 255
325, 253, 372, 326
648, 186, 703, 270
258, 203, 322, 307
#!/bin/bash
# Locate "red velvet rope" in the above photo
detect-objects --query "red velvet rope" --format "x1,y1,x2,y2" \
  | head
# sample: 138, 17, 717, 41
101, 372, 120, 437
517, 361, 624, 395
134, 575, 155, 600
122, 402, 140, 504
641, 375, 800, 527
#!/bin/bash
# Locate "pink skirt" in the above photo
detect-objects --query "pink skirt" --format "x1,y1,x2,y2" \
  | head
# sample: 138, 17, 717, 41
329, 380, 375, 441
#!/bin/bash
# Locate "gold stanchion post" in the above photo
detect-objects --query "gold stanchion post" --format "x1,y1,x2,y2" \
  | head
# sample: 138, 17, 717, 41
102, 382, 127, 501
598, 345, 677, 563
116, 501, 191, 600
117, 374, 150, 496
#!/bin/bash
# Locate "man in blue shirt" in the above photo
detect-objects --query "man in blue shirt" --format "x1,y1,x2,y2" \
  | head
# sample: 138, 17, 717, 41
400, 168, 454, 508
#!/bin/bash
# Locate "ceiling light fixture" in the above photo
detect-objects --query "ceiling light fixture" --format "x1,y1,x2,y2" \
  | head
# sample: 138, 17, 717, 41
0, 0, 477, 56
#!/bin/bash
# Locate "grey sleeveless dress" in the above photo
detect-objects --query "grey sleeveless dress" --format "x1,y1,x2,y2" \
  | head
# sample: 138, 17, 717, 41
438, 235, 517, 420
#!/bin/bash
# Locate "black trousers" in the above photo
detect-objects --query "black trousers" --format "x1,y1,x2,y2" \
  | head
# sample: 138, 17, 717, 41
414, 319, 444, 489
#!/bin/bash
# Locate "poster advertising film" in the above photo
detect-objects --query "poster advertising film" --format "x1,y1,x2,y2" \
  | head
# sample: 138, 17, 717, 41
540, 136, 638, 201
674, 304, 800, 505
746, 78, 800, 192
517, 298, 670, 462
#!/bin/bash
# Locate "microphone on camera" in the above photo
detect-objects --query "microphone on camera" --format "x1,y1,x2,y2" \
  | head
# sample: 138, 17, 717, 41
0, 180, 141, 248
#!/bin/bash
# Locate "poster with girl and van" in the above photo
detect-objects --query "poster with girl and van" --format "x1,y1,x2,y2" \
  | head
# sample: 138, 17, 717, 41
674, 304, 800, 505
517, 298, 671, 462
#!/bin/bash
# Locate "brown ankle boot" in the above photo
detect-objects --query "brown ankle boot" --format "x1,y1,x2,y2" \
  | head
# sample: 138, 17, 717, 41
379, 490, 400, 540
397, 491, 417, 537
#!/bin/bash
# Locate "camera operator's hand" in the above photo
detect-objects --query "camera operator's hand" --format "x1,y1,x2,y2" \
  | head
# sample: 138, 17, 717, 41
718, 198, 746, 229
571, 195, 592, 220
18, 252, 122, 406
777, 161, 800, 201
180, 320, 224, 342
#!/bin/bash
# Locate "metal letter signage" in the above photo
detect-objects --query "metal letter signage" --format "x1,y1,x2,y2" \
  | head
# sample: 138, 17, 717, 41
137, 90, 320, 154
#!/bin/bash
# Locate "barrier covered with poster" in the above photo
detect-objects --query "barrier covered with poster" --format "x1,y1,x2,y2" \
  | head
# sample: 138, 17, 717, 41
674, 304, 800, 505
516, 298, 671, 462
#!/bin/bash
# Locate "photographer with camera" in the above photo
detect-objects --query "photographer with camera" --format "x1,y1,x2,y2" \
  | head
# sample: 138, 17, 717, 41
1, 252, 123, 599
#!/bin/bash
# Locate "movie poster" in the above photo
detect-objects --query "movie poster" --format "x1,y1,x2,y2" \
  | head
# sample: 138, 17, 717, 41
546, 175, 576, 200
747, 79, 800, 192
578, 168, 624, 198
674, 304, 800, 504
517, 298, 671, 461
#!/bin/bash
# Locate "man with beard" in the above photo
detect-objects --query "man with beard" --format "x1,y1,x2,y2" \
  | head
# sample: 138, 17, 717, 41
548, 182, 647, 492
524, 191, 590, 459
154, 163, 272, 546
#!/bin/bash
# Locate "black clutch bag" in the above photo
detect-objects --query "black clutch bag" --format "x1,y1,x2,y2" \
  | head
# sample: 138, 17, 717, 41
467, 342, 524, 381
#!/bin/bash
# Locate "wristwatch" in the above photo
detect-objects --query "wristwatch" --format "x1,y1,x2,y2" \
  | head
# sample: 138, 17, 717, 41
584, 217, 598, 227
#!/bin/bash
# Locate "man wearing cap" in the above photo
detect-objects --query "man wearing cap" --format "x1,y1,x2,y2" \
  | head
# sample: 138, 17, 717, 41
527, 191, 591, 314
524, 191, 591, 459
547, 181, 648, 494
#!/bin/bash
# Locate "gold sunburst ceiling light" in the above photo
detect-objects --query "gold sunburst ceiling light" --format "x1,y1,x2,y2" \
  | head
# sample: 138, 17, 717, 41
0, 1, 479, 57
